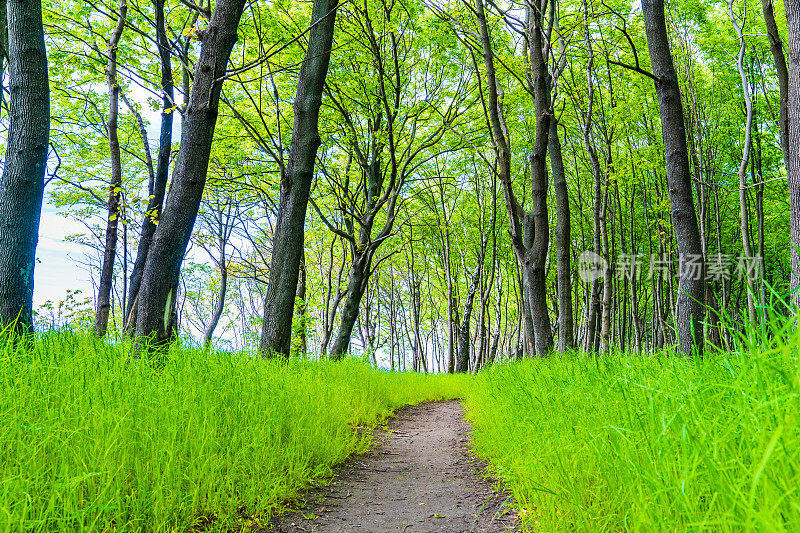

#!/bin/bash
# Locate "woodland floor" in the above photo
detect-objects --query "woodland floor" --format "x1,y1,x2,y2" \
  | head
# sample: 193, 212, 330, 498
267, 401, 518, 533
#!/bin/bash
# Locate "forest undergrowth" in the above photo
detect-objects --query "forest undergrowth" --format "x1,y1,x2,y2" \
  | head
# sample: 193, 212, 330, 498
466, 318, 800, 532
2, 325, 799, 532
0, 334, 467, 532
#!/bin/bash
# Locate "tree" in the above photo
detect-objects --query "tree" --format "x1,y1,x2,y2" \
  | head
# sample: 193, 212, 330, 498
134, 0, 247, 347
787, 0, 800, 309
124, 0, 176, 333
258, 0, 339, 357
320, 0, 466, 359
0, 0, 50, 334
93, 0, 127, 337
641, 0, 705, 356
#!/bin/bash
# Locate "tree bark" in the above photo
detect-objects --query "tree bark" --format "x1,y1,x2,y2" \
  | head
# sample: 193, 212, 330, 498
94, 0, 127, 338
125, 0, 175, 332
258, 0, 338, 356
329, 252, 371, 358
456, 244, 485, 373
525, 0, 553, 357
203, 259, 227, 348
0, 0, 49, 334
549, 119, 573, 351
729, 0, 758, 325
134, 0, 246, 347
295, 251, 308, 356
762, 0, 790, 165
642, 0, 705, 356
788, 0, 800, 308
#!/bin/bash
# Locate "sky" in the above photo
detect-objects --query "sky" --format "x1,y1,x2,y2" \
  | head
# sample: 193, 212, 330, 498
34, 204, 95, 309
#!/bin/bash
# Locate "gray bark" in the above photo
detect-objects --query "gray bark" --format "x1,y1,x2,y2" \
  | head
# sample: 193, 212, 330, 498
787, 0, 800, 308
134, 0, 247, 347
642, 0, 706, 355
259, 0, 338, 356
125, 0, 175, 332
0, 0, 49, 334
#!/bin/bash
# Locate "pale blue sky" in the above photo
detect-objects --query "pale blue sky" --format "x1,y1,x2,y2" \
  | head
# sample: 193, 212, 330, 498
34, 203, 94, 309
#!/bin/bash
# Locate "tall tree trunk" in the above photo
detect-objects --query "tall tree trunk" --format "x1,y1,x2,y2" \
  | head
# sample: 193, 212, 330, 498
550, 119, 573, 351
125, 0, 175, 332
762, 0, 790, 165
134, 0, 246, 347
786, 1, 800, 309
642, 0, 706, 356
94, 0, 127, 338
729, 0, 758, 326
581, 4, 604, 352
0, 0, 49, 334
259, 0, 338, 356
525, 0, 553, 357
0, 0, 8, 116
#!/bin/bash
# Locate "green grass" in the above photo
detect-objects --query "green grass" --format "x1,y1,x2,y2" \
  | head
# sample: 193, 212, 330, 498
465, 332, 800, 531
0, 334, 468, 532
4, 326, 799, 532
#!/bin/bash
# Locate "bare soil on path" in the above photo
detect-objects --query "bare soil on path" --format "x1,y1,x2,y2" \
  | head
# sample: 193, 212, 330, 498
268, 400, 518, 533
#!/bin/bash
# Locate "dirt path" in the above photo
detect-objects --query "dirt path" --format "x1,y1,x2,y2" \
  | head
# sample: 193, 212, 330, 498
268, 400, 517, 533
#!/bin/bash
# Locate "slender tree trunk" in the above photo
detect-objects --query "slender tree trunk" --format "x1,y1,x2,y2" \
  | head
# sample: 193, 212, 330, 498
581, 5, 604, 352
642, 0, 705, 356
456, 246, 485, 372
389, 267, 396, 371
125, 0, 175, 332
729, 0, 758, 325
203, 256, 227, 348
259, 0, 338, 356
599, 177, 612, 351
0, 0, 49, 334
549, 119, 573, 351
94, 0, 127, 338
134, 0, 247, 347
295, 251, 308, 356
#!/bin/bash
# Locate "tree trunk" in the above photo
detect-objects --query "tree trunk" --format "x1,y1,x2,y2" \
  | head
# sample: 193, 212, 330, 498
295, 251, 308, 356
729, 0, 758, 326
259, 0, 338, 356
456, 246, 485, 372
786, 1, 800, 309
642, 0, 705, 356
0, 0, 49, 334
581, 5, 604, 353
762, 0, 790, 165
525, 1, 553, 357
203, 260, 227, 348
0, 0, 8, 117
328, 252, 370, 359
134, 0, 246, 347
125, 0, 175, 332
94, 0, 127, 338
549, 119, 573, 351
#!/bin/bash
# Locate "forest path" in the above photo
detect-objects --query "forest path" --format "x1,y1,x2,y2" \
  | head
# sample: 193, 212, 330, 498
268, 400, 517, 533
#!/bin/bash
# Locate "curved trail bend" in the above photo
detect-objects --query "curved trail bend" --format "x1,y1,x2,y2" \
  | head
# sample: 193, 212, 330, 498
269, 400, 517, 533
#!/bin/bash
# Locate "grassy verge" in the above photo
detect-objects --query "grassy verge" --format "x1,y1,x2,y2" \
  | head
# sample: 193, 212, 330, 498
0, 334, 468, 532
465, 336, 800, 531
